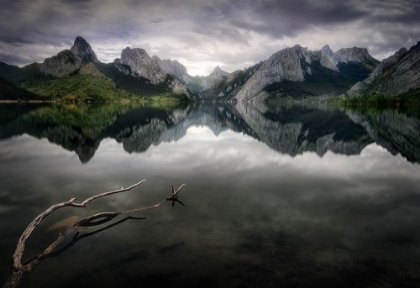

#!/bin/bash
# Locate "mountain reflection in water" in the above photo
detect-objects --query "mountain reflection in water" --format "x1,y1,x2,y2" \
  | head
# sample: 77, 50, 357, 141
0, 102, 419, 163
1, 102, 420, 288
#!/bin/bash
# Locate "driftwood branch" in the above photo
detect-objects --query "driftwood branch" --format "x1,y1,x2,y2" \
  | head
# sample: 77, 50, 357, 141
4, 180, 185, 288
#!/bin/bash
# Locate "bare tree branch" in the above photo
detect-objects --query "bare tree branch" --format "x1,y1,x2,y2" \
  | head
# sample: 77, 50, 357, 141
74, 183, 187, 224
4, 180, 186, 288
11, 180, 146, 273
75, 180, 146, 207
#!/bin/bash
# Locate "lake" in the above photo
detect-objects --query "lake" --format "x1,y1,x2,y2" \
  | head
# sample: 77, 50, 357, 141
1, 101, 420, 287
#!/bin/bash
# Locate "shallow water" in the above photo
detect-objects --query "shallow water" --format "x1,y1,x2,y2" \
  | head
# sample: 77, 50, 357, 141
1, 102, 420, 287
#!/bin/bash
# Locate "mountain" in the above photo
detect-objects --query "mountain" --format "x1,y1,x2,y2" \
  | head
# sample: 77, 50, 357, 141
233, 45, 378, 102
40, 37, 100, 77
119, 48, 166, 84
151, 57, 231, 93
205, 66, 230, 87
71, 36, 100, 63
348, 41, 420, 97
197, 64, 263, 100
4, 37, 420, 103
115, 47, 193, 97
186, 44, 378, 101
0, 36, 195, 101
151, 56, 192, 84
208, 66, 229, 79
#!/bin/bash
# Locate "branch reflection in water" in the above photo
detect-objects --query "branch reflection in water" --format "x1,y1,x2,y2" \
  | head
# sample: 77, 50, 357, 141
3, 181, 186, 288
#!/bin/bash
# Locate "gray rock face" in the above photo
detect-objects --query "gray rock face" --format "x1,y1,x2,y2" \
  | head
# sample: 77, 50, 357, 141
152, 57, 231, 94
197, 64, 262, 100
120, 47, 192, 97
234, 44, 377, 101
191, 66, 230, 92
169, 79, 191, 96
347, 48, 408, 96
346, 79, 371, 96
202, 66, 229, 88
348, 42, 420, 97
370, 48, 408, 78
377, 43, 420, 96
40, 36, 100, 77
40, 49, 82, 77
235, 45, 308, 101
320, 45, 338, 71
335, 47, 371, 63
113, 62, 131, 75
120, 47, 167, 85
79, 62, 105, 77
320, 45, 372, 72
70, 36, 99, 63
152, 56, 192, 84
209, 66, 229, 79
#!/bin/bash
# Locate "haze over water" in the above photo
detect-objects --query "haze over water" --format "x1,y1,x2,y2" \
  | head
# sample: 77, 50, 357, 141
1, 102, 420, 287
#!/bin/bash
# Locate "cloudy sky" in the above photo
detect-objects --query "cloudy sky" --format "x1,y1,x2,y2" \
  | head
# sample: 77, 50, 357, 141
0, 0, 419, 76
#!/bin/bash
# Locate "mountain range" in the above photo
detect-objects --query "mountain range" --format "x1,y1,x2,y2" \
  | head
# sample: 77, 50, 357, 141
0, 36, 419, 102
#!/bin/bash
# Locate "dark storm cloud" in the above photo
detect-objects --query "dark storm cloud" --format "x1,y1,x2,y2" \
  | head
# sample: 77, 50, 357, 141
0, 51, 44, 66
228, 0, 368, 38
0, 0, 419, 73
1, 36, 35, 45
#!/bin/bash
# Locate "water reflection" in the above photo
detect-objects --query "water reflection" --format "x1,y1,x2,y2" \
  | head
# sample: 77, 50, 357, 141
1, 102, 420, 287
1, 102, 419, 164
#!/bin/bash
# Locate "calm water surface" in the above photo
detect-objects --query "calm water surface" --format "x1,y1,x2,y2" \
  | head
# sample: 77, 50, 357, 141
1, 102, 420, 287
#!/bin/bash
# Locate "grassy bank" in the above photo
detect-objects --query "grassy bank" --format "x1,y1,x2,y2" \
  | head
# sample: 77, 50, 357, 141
340, 92, 420, 108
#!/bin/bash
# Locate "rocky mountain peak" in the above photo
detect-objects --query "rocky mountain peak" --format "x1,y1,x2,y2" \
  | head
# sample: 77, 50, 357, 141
152, 56, 190, 83
399, 47, 409, 54
234, 45, 308, 101
40, 49, 82, 77
122, 47, 148, 57
151, 55, 161, 61
348, 42, 419, 97
119, 47, 192, 97
120, 47, 164, 84
321, 45, 334, 56
335, 47, 371, 63
209, 66, 228, 79
70, 36, 99, 63
74, 36, 86, 45
409, 41, 420, 52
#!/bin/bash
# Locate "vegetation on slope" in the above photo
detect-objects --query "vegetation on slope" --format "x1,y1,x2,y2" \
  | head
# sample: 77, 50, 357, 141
0, 62, 46, 85
341, 88, 420, 107
21, 74, 138, 101
95, 63, 173, 97
21, 102, 147, 129
0, 61, 193, 103
0, 77, 42, 100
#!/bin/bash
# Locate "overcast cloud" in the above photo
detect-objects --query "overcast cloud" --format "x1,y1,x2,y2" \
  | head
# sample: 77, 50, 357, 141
0, 0, 419, 75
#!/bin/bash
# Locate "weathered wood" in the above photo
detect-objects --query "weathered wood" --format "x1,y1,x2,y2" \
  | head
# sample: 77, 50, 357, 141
3, 181, 185, 288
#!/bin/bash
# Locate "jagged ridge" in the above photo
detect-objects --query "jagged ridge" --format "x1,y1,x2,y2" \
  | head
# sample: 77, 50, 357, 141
348, 41, 420, 97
